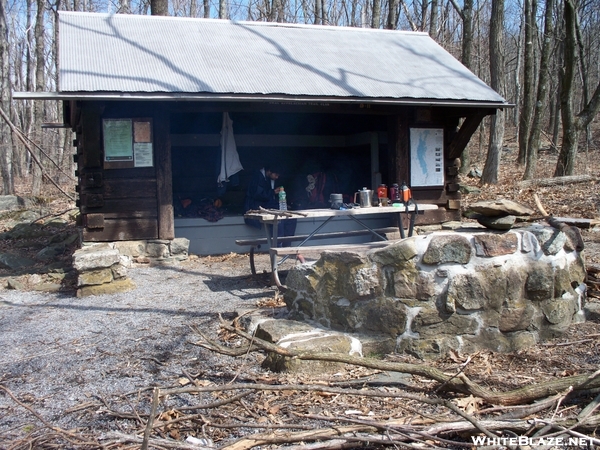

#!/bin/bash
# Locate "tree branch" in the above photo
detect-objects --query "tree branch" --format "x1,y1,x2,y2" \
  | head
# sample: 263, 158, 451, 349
196, 319, 600, 406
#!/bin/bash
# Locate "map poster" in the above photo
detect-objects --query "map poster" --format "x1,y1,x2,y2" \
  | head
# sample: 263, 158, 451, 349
409, 128, 444, 187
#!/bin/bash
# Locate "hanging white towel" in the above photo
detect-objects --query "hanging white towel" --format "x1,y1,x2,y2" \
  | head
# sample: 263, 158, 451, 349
217, 112, 243, 184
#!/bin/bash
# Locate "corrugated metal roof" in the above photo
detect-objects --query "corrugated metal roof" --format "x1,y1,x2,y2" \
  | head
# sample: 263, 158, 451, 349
58, 12, 507, 105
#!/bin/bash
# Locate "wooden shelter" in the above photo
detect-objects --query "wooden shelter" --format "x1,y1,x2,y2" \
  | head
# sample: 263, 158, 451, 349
17, 12, 509, 255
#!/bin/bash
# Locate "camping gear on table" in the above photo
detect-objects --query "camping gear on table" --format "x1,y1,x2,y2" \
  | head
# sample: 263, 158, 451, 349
400, 181, 412, 206
390, 183, 400, 203
377, 184, 388, 199
329, 193, 343, 210
354, 188, 373, 208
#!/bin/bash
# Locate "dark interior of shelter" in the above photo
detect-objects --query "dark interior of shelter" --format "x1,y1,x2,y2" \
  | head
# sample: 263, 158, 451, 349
171, 110, 387, 220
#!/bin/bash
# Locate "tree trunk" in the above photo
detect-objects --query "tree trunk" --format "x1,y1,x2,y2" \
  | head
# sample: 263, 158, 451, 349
481, 0, 505, 185
550, 23, 563, 154
18, 0, 35, 179
203, 0, 210, 17
386, 0, 398, 29
460, 0, 473, 70
315, 0, 322, 24
32, 0, 45, 196
523, 0, 555, 180
0, 0, 14, 194
512, 15, 523, 129
429, 0, 438, 37
517, 0, 536, 166
371, 0, 380, 28
449, 0, 474, 174
151, 0, 168, 15
554, 0, 600, 176
555, 0, 577, 177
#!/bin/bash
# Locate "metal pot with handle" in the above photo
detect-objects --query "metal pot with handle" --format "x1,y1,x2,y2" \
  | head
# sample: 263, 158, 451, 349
353, 188, 373, 208
329, 193, 343, 210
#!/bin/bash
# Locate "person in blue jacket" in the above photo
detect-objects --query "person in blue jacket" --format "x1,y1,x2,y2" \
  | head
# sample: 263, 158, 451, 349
243, 163, 296, 241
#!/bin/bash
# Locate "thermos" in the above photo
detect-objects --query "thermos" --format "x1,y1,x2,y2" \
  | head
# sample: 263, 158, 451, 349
390, 183, 400, 202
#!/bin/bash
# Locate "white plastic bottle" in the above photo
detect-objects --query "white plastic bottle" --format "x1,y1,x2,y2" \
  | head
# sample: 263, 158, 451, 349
278, 187, 287, 211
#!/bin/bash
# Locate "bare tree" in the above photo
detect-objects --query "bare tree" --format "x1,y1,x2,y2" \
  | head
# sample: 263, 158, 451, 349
555, 0, 600, 176
449, 0, 475, 173
523, 0, 556, 180
0, 0, 14, 194
481, 0, 505, 184
516, 0, 537, 166
371, 0, 380, 27
31, 0, 45, 196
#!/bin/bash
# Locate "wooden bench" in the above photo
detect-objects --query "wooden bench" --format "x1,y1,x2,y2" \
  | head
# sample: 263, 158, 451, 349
270, 241, 391, 257
236, 226, 398, 275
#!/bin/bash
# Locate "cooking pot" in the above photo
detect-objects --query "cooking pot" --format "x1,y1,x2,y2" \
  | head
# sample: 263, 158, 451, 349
329, 193, 343, 210
353, 188, 373, 208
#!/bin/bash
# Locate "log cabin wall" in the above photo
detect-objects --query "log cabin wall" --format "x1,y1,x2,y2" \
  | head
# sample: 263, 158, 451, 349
71, 99, 490, 244
74, 101, 172, 242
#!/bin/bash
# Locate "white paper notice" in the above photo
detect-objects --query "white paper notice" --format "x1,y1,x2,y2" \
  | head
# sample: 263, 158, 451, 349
134, 143, 153, 167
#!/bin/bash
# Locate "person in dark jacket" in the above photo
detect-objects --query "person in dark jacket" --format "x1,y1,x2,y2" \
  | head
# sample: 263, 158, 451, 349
243, 164, 296, 241
243, 164, 281, 215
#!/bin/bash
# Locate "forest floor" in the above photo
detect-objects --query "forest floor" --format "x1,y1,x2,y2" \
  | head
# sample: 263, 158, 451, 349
0, 138, 600, 449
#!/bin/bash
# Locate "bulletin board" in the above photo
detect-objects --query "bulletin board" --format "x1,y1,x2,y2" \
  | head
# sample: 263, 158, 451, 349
103, 118, 154, 169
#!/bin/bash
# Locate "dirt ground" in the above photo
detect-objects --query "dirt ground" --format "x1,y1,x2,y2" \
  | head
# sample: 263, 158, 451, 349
1, 140, 600, 449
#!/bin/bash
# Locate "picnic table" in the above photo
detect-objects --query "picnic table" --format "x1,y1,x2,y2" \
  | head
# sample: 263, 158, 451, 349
240, 203, 439, 288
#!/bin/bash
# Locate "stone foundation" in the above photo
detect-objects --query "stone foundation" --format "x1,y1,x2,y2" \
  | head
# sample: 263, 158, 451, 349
111, 238, 190, 264
283, 225, 587, 359
73, 238, 190, 297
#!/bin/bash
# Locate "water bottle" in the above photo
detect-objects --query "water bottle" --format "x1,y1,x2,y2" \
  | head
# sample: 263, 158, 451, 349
278, 187, 287, 211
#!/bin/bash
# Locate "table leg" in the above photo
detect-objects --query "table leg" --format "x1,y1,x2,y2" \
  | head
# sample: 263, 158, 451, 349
348, 216, 388, 241
267, 217, 281, 284
397, 212, 406, 239
408, 204, 418, 237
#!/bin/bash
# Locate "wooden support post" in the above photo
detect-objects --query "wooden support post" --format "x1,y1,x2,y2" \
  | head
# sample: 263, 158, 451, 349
155, 107, 174, 240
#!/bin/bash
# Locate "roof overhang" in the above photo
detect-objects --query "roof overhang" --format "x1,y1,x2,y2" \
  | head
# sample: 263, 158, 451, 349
13, 91, 513, 109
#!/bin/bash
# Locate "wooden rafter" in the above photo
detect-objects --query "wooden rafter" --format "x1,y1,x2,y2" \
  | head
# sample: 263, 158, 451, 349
447, 109, 493, 159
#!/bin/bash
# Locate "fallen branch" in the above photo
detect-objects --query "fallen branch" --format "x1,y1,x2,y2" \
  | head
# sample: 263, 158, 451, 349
193, 320, 600, 406
533, 194, 584, 251
297, 413, 473, 448
141, 387, 160, 450
519, 174, 599, 188
0, 385, 99, 446
532, 419, 600, 445
105, 431, 213, 449
478, 391, 566, 419
221, 424, 379, 450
